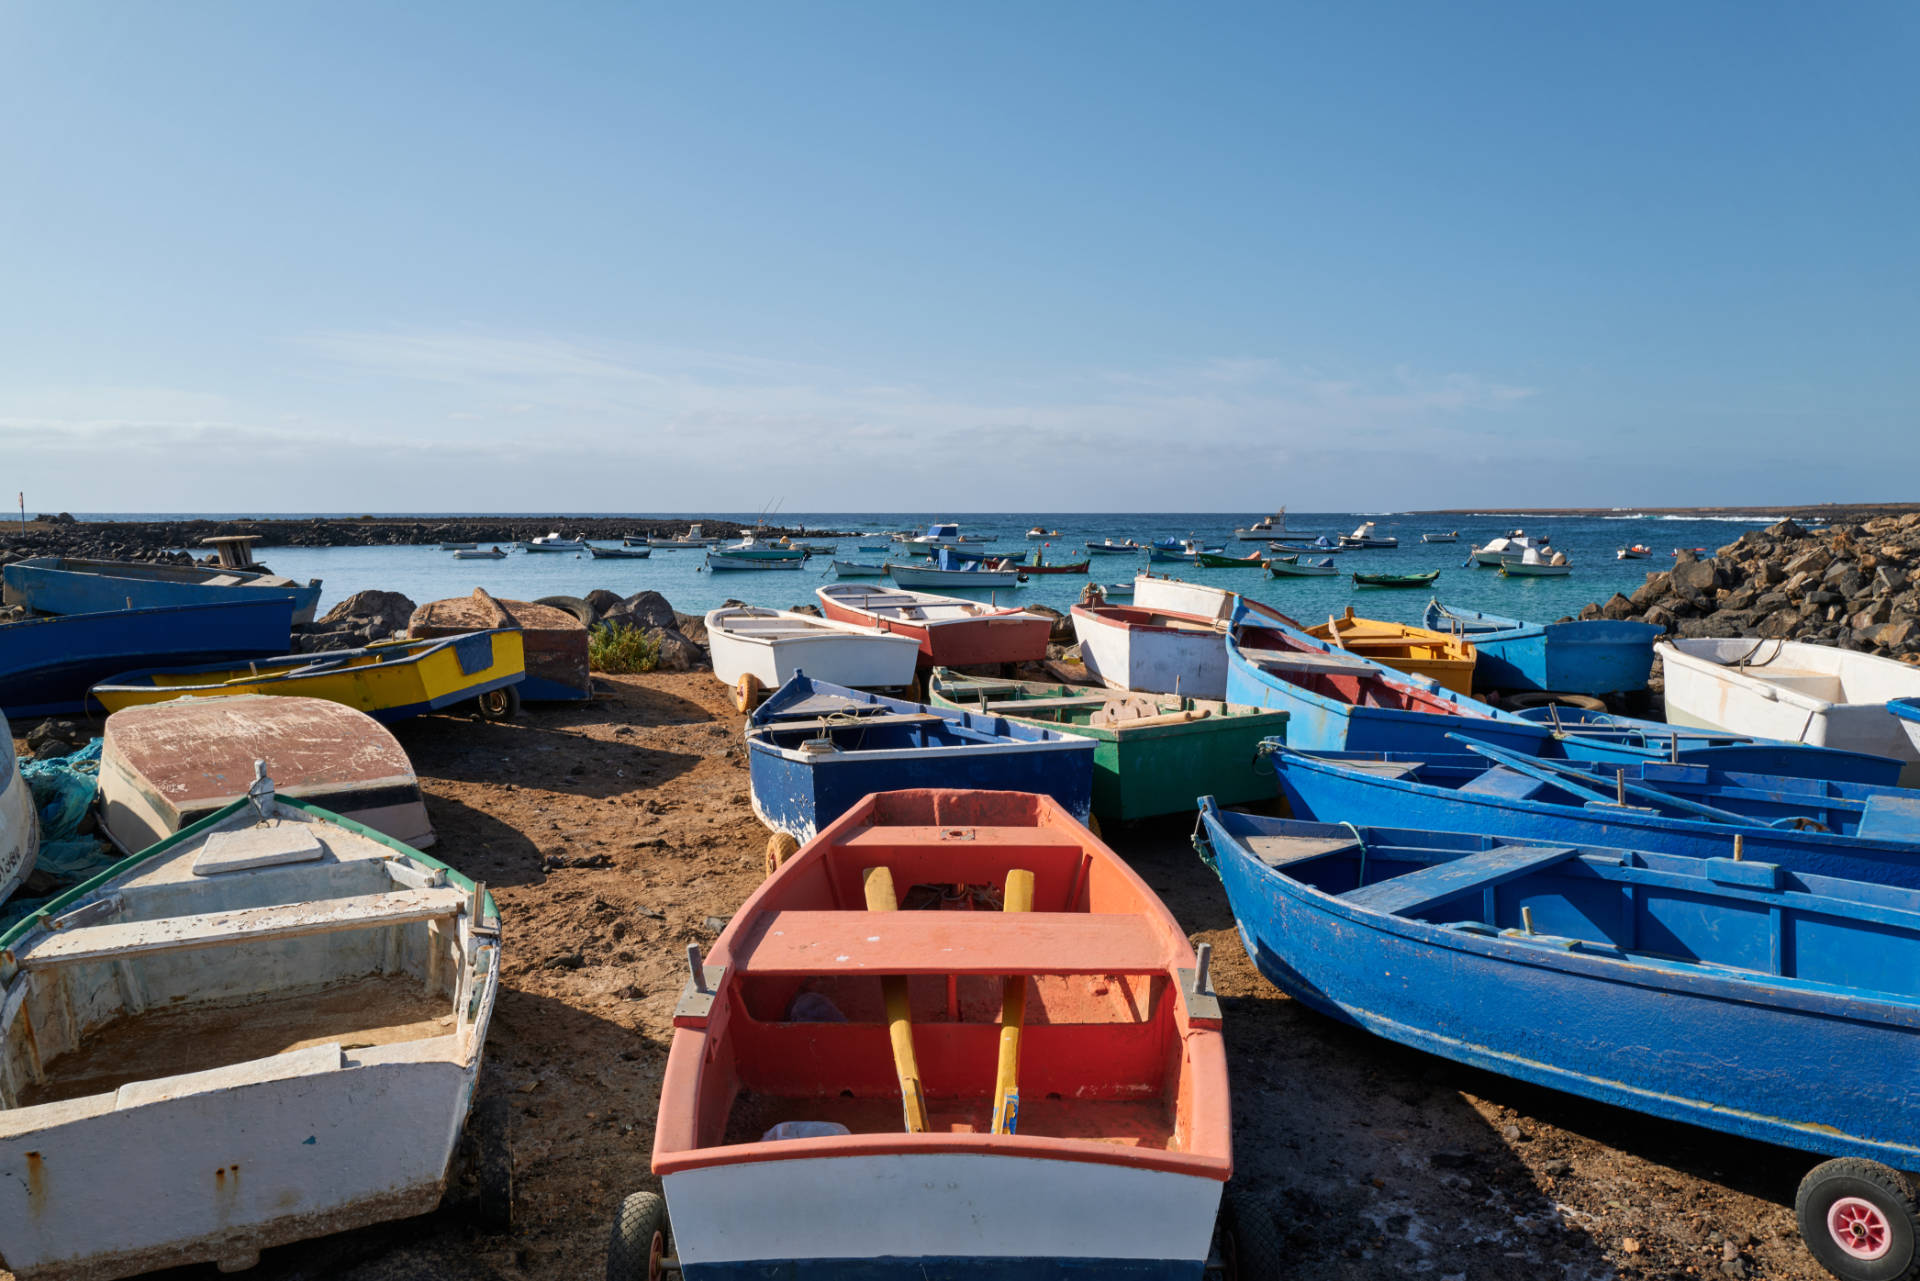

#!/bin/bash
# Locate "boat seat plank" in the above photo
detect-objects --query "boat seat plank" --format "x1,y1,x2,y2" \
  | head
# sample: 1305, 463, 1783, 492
1340, 846, 1579, 917
1243, 835, 1360, 868
1335, 760, 1424, 780
984, 695, 1114, 712
733, 910, 1169, 976
14, 888, 468, 969
1457, 766, 1552, 801
836, 824, 1093, 852
1857, 792, 1920, 842
1238, 648, 1379, 677
754, 713, 952, 735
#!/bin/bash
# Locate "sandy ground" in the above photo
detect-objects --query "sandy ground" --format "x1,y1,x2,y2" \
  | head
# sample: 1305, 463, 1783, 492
16, 670, 1828, 1280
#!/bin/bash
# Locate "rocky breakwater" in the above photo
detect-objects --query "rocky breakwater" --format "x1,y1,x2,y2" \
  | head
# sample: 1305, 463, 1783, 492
1581, 515, 1920, 659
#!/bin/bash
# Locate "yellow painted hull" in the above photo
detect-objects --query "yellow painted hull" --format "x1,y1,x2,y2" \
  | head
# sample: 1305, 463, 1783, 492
91, 630, 526, 723
1308, 607, 1477, 695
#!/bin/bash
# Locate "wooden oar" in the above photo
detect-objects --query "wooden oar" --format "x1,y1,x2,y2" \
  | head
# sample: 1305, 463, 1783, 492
990, 868, 1035, 1135
862, 866, 929, 1133
1444, 735, 1770, 828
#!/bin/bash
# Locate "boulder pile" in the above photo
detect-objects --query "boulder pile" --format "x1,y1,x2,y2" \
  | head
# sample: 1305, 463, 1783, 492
1581, 515, 1920, 660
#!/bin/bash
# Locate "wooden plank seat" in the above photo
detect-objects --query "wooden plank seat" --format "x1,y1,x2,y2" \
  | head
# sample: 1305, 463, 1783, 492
732, 910, 1170, 977
12, 888, 468, 970
752, 713, 952, 735
1339, 845, 1579, 917
836, 825, 1094, 853
983, 695, 1115, 713
1237, 648, 1380, 677
1243, 834, 1364, 868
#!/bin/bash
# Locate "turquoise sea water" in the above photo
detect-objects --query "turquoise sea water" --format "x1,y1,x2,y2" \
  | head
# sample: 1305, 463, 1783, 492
111, 512, 1783, 626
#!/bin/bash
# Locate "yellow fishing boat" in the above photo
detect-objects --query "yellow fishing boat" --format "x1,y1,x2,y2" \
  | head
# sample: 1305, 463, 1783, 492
89, 630, 526, 722
1307, 606, 1477, 694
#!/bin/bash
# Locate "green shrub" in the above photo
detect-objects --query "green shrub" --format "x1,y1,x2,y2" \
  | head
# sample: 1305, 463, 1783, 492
589, 622, 660, 674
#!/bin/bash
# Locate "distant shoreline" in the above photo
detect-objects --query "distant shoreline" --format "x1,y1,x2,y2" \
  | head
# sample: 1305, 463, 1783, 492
1409, 502, 1920, 521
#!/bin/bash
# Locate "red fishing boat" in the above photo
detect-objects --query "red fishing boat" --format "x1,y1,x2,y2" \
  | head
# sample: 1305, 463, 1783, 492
817, 583, 1052, 669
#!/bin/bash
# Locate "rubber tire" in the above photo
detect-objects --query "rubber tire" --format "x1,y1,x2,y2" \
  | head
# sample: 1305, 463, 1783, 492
475, 686, 522, 721
606, 1190, 670, 1281
735, 673, 764, 715
1216, 1188, 1286, 1280
535, 594, 598, 627
470, 1095, 515, 1231
1502, 690, 1608, 713
1796, 1159, 1920, 1281
764, 832, 800, 878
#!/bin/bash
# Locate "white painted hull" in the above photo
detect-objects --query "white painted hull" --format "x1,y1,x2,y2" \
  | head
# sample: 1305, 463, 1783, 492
706, 609, 920, 692
1072, 610, 1228, 700
663, 1151, 1221, 1273
0, 721, 37, 905
1659, 639, 1920, 779
1131, 577, 1238, 623
887, 566, 1021, 589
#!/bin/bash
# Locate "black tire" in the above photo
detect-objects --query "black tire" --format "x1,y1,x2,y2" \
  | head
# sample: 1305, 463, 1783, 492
1796, 1159, 1920, 1281
606, 1191, 670, 1281
535, 594, 598, 627
1215, 1188, 1285, 1280
470, 1096, 515, 1231
476, 685, 522, 721
1502, 690, 1608, 713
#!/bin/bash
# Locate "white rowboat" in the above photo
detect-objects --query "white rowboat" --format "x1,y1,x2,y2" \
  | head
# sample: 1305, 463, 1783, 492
705, 607, 920, 695
1070, 603, 1230, 699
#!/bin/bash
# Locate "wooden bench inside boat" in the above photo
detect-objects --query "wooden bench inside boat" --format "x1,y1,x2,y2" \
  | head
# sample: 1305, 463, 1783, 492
732, 910, 1167, 977
1238, 647, 1380, 678
1340, 845, 1579, 916
12, 887, 468, 970
753, 712, 952, 735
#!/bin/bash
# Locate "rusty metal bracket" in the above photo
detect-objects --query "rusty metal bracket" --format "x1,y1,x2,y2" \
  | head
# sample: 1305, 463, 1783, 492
675, 943, 727, 1024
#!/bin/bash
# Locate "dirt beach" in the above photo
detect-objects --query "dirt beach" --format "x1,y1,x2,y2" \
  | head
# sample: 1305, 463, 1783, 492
12, 670, 1826, 1281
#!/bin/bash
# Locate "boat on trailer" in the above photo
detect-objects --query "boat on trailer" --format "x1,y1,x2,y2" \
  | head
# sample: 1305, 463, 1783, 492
743, 677, 1094, 843
817, 584, 1051, 669
1659, 638, 1920, 782
0, 781, 502, 1280
928, 669, 1289, 821
1196, 799, 1920, 1281
706, 607, 920, 712
642, 788, 1231, 1280
1423, 600, 1660, 695
97, 695, 436, 853
4, 556, 323, 626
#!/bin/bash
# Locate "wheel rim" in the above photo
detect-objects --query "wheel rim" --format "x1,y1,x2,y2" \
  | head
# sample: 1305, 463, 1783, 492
479, 691, 506, 715
649, 1227, 665, 1280
1829, 1196, 1894, 1261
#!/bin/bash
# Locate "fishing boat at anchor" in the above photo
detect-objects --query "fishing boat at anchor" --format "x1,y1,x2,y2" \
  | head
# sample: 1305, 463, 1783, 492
1266, 555, 1336, 577
1085, 539, 1144, 555
1338, 522, 1398, 549
1193, 550, 1266, 570
1148, 538, 1224, 564
588, 544, 653, 559
829, 559, 889, 577
1022, 548, 1091, 575
640, 787, 1231, 1280
743, 678, 1094, 843
452, 547, 508, 560
817, 584, 1051, 669
1196, 799, 1920, 1281
929, 669, 1289, 820
1499, 547, 1571, 577
1026, 526, 1060, 539
1469, 529, 1549, 567
1419, 531, 1459, 544
1618, 544, 1653, 560
1268, 536, 1344, 556
1235, 509, 1307, 541
887, 550, 1023, 590
1352, 570, 1439, 589
0, 780, 503, 1279
520, 532, 588, 552
653, 524, 721, 549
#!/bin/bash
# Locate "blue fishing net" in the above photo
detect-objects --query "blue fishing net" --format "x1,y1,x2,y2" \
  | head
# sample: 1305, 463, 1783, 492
4, 739, 119, 932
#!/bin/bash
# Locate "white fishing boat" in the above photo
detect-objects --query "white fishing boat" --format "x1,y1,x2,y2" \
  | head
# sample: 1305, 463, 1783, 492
1617, 544, 1653, 560
521, 532, 587, 552
0, 775, 503, 1278
1130, 575, 1239, 623
887, 557, 1023, 589
705, 606, 920, 710
903, 521, 966, 549
1234, 508, 1304, 541
1499, 546, 1572, 577
816, 584, 1052, 668
1026, 526, 1060, 539
0, 711, 38, 906
1659, 639, 1920, 781
652, 523, 720, 549
452, 546, 508, 560
1337, 521, 1398, 549
97, 695, 436, 853
1070, 600, 1231, 699
1266, 554, 1338, 577
1470, 529, 1550, 567
1419, 531, 1459, 544
706, 553, 807, 572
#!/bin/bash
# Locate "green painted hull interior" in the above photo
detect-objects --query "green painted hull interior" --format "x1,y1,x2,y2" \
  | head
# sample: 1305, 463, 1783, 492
927, 670, 1288, 820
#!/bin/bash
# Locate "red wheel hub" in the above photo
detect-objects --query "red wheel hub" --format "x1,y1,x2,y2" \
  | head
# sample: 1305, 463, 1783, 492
1829, 1196, 1893, 1261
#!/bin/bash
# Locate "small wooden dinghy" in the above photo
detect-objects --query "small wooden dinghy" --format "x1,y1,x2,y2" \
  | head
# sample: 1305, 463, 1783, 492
817, 584, 1052, 670
745, 677, 1094, 843
928, 669, 1288, 820
409, 589, 589, 702
1419, 531, 1458, 543
1423, 600, 1660, 695
1351, 569, 1439, 588
1069, 604, 1232, 700
0, 778, 501, 1279
1265, 554, 1336, 577
1193, 550, 1267, 570
643, 789, 1230, 1279
98, 695, 435, 853
0, 712, 36, 906
1307, 606, 1477, 695
1659, 638, 1920, 781
90, 630, 526, 724
587, 544, 652, 559
828, 559, 888, 577
706, 606, 920, 711
1198, 799, 1920, 1281
1264, 744, 1920, 889
1617, 544, 1653, 560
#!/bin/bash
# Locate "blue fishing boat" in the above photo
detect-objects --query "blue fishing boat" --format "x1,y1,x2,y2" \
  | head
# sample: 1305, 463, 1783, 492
1196, 798, 1920, 1281
1266, 742, 1920, 889
1268, 536, 1344, 556
1422, 600, 1660, 695
4, 556, 323, 626
0, 598, 297, 718
1147, 538, 1223, 563
1516, 704, 1905, 787
744, 674, 1095, 843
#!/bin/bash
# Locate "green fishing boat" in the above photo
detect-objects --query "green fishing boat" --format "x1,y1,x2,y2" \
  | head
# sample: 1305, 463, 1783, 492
926, 668, 1288, 821
1193, 550, 1268, 569
1352, 569, 1441, 589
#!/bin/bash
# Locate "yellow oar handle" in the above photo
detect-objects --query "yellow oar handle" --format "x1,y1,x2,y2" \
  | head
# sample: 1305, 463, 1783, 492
863, 866, 930, 1134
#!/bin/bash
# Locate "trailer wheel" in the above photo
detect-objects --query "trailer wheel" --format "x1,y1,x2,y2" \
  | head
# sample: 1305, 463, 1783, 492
734, 673, 764, 714
1213, 1189, 1285, 1280
475, 686, 521, 721
764, 832, 800, 877
607, 1191, 671, 1281
1797, 1159, 1920, 1281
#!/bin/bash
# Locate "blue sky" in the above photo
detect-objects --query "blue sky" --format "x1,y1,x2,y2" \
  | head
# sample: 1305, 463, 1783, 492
2, 2, 1914, 512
